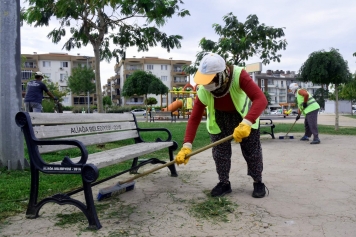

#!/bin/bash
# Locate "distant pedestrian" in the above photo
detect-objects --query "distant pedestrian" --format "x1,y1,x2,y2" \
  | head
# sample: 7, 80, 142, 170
289, 83, 320, 144
24, 71, 58, 113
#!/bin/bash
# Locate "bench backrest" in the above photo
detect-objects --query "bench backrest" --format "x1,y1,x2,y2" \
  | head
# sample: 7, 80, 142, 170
17, 112, 140, 154
150, 111, 174, 117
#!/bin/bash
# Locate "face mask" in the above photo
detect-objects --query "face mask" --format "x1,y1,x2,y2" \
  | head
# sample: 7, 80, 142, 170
204, 82, 220, 92
203, 71, 225, 92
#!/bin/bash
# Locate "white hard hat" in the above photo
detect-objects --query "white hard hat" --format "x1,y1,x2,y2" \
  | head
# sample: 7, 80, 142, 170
35, 71, 43, 77
289, 83, 299, 94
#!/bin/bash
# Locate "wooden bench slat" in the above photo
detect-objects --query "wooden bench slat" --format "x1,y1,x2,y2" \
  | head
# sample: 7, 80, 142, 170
34, 121, 137, 139
51, 142, 173, 169
38, 130, 139, 154
29, 113, 134, 125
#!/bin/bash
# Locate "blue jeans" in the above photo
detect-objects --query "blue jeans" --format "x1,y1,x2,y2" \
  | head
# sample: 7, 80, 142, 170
25, 102, 42, 113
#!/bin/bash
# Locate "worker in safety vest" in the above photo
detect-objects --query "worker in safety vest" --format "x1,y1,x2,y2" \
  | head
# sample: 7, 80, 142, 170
289, 83, 321, 144
175, 53, 268, 198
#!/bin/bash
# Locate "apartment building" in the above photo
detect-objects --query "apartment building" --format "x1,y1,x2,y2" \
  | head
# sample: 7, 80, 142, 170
251, 69, 322, 110
21, 52, 95, 107
107, 56, 191, 107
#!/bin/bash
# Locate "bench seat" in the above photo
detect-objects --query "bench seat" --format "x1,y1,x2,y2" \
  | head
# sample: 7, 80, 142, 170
51, 142, 173, 169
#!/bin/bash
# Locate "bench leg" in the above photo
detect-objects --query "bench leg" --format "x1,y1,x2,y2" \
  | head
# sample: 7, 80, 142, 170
26, 164, 40, 218
271, 125, 275, 139
168, 147, 178, 177
130, 157, 140, 174
82, 181, 102, 229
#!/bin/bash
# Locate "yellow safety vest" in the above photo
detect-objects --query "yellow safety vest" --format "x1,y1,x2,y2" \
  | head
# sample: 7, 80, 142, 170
197, 66, 260, 134
296, 89, 320, 115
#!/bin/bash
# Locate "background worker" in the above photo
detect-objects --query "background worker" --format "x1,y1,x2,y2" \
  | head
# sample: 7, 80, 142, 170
175, 53, 268, 198
289, 83, 321, 144
24, 71, 58, 112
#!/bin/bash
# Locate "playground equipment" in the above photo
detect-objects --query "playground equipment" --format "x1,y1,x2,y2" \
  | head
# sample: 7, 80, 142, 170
163, 83, 197, 119
280, 103, 295, 118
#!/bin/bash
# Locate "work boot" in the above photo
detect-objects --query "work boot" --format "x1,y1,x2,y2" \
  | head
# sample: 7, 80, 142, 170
211, 181, 232, 197
252, 182, 268, 198
300, 136, 309, 141
310, 138, 320, 144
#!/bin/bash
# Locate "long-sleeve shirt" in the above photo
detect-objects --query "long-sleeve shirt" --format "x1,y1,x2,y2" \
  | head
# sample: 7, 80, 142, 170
184, 69, 267, 144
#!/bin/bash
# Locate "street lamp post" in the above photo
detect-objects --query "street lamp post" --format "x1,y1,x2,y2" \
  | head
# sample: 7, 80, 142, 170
84, 56, 90, 113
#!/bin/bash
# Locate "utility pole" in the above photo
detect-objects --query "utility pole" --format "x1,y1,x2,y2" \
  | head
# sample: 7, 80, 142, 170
0, 0, 25, 170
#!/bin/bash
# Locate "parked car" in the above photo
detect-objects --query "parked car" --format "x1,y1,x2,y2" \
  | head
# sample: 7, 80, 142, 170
270, 110, 281, 115
131, 109, 146, 116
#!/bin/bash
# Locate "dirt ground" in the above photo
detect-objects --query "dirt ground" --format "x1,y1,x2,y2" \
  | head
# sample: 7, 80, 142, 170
1, 114, 356, 237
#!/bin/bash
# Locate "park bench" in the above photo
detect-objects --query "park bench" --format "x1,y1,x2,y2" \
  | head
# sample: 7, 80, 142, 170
15, 111, 178, 230
259, 118, 275, 139
149, 111, 177, 122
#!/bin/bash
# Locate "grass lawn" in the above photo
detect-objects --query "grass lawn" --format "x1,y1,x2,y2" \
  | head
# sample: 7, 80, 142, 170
1, 120, 356, 223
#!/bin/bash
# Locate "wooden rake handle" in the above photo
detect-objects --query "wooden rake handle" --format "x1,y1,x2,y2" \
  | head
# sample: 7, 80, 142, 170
119, 135, 234, 184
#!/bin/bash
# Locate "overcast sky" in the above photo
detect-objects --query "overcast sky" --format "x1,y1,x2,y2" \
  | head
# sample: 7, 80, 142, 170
21, 0, 356, 88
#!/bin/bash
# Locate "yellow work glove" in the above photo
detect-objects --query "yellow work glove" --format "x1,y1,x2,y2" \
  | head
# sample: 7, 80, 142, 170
233, 119, 252, 143
175, 143, 192, 165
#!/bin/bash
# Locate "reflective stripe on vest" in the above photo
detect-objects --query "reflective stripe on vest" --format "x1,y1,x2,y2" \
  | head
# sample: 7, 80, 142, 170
197, 66, 260, 134
297, 89, 320, 115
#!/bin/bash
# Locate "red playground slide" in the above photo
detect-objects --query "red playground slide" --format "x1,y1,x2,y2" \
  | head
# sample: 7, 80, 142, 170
162, 100, 183, 111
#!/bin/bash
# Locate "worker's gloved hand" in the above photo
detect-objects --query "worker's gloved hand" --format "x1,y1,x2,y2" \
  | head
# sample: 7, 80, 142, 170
233, 119, 252, 143
175, 143, 192, 165
302, 102, 308, 109
296, 114, 300, 121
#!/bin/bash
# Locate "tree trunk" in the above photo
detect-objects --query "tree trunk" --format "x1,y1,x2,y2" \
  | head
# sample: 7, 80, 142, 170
93, 43, 103, 113
145, 94, 148, 123
335, 83, 339, 130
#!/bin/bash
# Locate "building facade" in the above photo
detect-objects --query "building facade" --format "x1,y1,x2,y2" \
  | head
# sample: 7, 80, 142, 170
251, 69, 322, 110
106, 56, 191, 107
21, 52, 95, 107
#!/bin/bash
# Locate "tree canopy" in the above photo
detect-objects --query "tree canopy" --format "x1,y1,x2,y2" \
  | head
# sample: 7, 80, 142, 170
122, 70, 168, 121
67, 66, 96, 95
122, 70, 169, 97
22, 0, 190, 113
184, 12, 287, 75
298, 48, 351, 130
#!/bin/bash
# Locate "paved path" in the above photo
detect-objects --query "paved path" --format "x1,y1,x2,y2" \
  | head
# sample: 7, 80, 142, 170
1, 115, 355, 237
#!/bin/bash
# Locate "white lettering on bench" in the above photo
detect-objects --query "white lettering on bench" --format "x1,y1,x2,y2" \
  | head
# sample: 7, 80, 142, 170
70, 125, 122, 134
43, 166, 81, 171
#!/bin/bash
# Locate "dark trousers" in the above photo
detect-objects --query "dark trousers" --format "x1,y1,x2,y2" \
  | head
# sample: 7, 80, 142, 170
209, 110, 263, 183
304, 109, 319, 139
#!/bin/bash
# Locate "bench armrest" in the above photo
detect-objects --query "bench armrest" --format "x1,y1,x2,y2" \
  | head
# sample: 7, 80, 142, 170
137, 127, 173, 142
34, 139, 89, 165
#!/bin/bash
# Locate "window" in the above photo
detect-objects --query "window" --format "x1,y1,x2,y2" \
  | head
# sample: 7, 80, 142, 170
42, 61, 51, 67
21, 70, 33, 80
60, 74, 67, 81
146, 64, 154, 70
62, 97, 69, 103
61, 62, 69, 68
161, 76, 168, 82
161, 65, 168, 70
24, 62, 36, 68
60, 86, 68, 91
